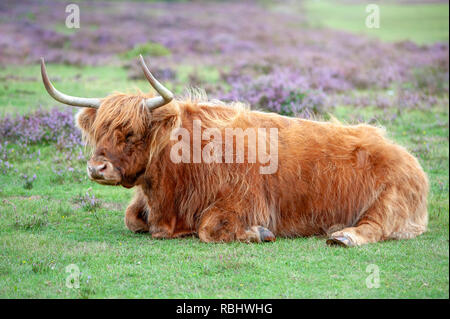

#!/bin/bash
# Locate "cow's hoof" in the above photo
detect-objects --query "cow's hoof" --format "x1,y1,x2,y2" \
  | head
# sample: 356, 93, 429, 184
326, 236, 354, 247
256, 226, 276, 242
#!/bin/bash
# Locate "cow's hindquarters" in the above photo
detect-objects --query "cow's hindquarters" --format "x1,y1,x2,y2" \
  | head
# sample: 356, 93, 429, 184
327, 150, 428, 247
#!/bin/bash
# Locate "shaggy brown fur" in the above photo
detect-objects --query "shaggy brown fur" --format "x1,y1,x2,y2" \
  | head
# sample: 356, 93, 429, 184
76, 91, 428, 246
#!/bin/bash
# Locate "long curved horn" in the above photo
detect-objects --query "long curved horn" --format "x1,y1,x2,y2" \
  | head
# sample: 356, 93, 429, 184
40, 57, 101, 108
138, 55, 174, 110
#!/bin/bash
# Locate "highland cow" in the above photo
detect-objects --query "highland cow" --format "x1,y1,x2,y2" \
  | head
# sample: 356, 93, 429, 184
41, 56, 428, 246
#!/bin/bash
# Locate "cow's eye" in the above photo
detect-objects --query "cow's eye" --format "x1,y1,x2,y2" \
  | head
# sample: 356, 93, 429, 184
125, 133, 133, 142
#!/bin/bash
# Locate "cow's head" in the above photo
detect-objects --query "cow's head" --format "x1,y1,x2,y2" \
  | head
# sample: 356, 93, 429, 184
41, 55, 175, 188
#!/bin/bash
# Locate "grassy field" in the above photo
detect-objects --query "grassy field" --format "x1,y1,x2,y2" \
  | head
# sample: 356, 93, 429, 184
0, 64, 448, 298
305, 0, 449, 44
0, 0, 448, 298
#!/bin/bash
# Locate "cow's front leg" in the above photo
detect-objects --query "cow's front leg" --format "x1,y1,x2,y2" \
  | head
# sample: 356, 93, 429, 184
197, 207, 275, 243
124, 195, 149, 233
149, 211, 195, 239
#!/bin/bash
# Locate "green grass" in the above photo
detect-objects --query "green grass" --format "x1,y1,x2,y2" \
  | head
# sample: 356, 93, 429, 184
305, 0, 449, 44
0, 63, 448, 298
120, 42, 171, 59
52, 23, 99, 36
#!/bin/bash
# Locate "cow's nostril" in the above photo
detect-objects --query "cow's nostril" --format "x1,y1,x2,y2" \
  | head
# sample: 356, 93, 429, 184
87, 162, 109, 180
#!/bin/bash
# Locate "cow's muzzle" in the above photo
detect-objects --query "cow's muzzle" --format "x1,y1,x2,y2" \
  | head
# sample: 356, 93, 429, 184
87, 158, 121, 185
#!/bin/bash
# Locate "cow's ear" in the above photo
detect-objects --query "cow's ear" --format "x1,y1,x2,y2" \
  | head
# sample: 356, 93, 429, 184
75, 108, 97, 133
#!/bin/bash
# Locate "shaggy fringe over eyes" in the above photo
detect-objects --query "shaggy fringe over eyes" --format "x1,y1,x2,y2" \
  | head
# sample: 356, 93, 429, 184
84, 90, 181, 161
92, 91, 154, 143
